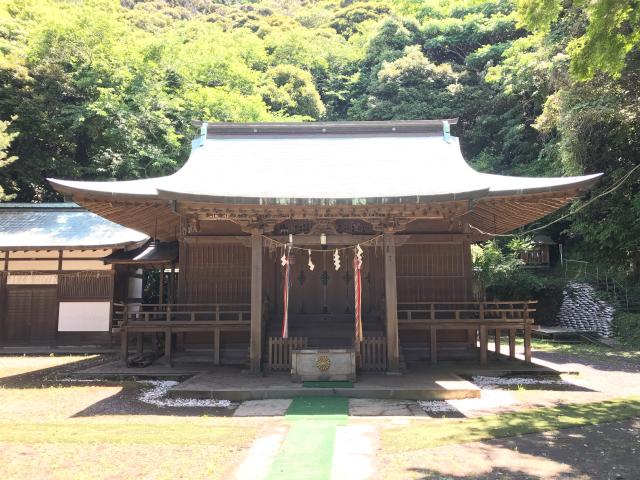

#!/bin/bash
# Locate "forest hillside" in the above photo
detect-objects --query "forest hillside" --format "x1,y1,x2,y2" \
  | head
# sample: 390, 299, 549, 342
0, 0, 638, 278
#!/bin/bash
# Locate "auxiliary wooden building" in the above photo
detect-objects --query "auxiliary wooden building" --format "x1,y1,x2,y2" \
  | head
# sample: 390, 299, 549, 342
48, 120, 600, 372
0, 203, 147, 346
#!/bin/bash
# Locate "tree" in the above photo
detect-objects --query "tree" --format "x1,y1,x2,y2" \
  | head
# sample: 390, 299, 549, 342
261, 65, 326, 119
354, 45, 461, 120
0, 118, 18, 201
516, 0, 640, 79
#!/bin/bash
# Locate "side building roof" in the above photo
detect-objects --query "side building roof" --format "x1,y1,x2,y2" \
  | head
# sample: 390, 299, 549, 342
0, 203, 148, 250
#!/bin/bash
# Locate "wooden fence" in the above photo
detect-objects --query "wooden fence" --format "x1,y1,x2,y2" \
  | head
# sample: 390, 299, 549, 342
267, 336, 308, 371
360, 336, 386, 371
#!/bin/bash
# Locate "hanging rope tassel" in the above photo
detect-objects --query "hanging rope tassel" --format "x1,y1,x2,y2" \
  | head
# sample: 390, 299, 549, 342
353, 245, 363, 346
281, 245, 291, 339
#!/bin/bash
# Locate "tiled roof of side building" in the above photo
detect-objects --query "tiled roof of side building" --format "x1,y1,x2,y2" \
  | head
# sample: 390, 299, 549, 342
0, 203, 148, 249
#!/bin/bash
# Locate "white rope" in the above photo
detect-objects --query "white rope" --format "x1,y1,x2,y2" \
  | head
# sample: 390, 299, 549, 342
262, 233, 384, 253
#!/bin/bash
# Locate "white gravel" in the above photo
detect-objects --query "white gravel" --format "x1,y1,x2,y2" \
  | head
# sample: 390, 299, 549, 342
419, 389, 518, 414
471, 375, 566, 389
417, 400, 459, 412
138, 380, 234, 408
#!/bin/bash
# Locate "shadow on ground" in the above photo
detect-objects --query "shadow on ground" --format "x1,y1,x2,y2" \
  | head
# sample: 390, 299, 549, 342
403, 417, 639, 479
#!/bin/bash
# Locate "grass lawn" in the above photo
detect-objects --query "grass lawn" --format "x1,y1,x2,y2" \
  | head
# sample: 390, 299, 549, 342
528, 338, 640, 360
0, 355, 97, 379
0, 356, 260, 480
382, 396, 640, 452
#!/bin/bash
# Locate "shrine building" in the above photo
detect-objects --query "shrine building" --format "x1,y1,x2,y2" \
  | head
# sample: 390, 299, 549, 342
45, 119, 601, 373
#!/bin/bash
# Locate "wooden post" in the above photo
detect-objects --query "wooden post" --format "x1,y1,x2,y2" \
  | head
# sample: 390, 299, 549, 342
152, 333, 160, 356
383, 232, 400, 372
169, 263, 175, 304
479, 325, 488, 364
524, 322, 532, 363
164, 328, 172, 367
523, 302, 532, 363
120, 304, 129, 365
214, 327, 221, 366
495, 328, 501, 358
250, 233, 263, 373
136, 333, 144, 355
430, 325, 437, 364
120, 326, 128, 365
508, 329, 516, 359
158, 267, 164, 305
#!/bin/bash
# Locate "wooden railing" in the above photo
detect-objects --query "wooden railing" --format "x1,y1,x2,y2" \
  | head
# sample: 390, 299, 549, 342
267, 337, 308, 371
114, 303, 251, 327
397, 301, 537, 364
398, 301, 536, 324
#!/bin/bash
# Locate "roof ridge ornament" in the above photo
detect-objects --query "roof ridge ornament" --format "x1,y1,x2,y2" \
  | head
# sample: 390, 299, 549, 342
191, 122, 208, 152
442, 120, 451, 143
199, 122, 208, 146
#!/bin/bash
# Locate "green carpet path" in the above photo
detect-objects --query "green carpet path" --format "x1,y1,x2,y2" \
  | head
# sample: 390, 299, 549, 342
265, 397, 349, 480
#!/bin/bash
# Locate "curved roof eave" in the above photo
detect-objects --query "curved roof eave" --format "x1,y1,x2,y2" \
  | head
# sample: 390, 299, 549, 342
48, 174, 603, 206
484, 173, 603, 197
47, 177, 161, 200
153, 187, 493, 205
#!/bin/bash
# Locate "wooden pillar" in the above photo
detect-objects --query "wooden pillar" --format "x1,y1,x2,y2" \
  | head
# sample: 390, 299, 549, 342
479, 325, 488, 364
250, 233, 263, 373
164, 328, 172, 367
158, 267, 164, 305
430, 325, 438, 364
136, 333, 144, 355
152, 333, 160, 356
168, 263, 175, 304
214, 327, 221, 366
524, 323, 532, 363
384, 232, 400, 372
494, 328, 501, 358
508, 329, 516, 359
120, 326, 128, 365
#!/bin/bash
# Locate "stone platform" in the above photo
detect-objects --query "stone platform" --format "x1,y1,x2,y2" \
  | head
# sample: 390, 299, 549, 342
72, 356, 564, 401
166, 368, 480, 401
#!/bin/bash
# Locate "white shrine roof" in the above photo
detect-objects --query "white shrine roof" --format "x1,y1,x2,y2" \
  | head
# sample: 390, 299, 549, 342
49, 120, 601, 205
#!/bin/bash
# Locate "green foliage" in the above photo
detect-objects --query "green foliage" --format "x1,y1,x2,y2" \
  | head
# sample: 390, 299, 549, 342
0, 117, 18, 200
0, 0, 637, 281
261, 64, 325, 119
516, 0, 640, 80
472, 240, 524, 299
614, 313, 640, 348
354, 45, 460, 120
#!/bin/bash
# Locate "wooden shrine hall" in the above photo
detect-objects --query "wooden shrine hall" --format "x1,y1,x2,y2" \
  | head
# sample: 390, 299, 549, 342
48, 119, 601, 374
